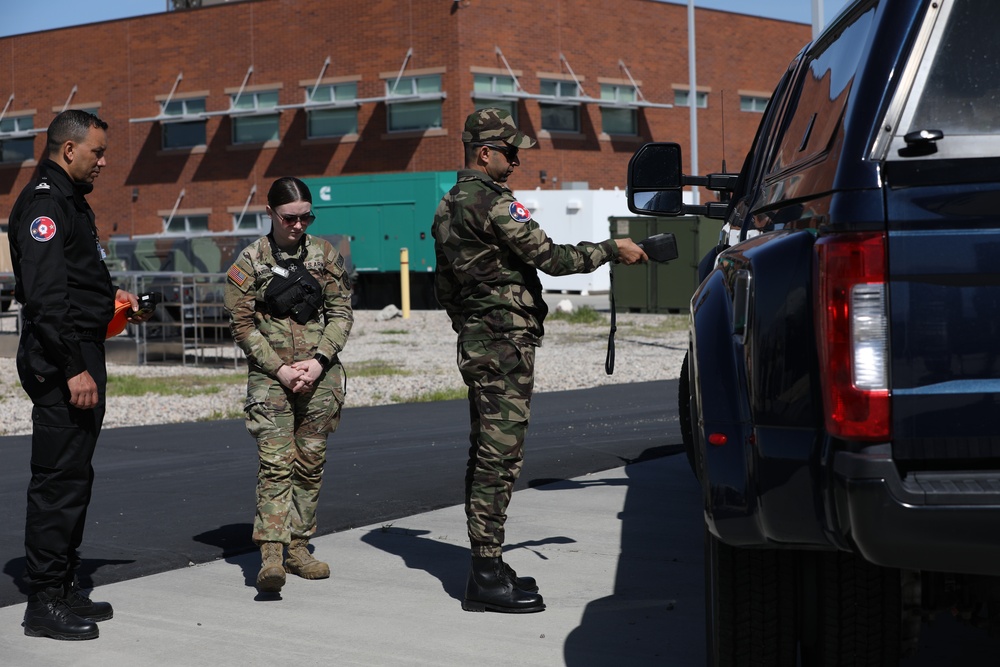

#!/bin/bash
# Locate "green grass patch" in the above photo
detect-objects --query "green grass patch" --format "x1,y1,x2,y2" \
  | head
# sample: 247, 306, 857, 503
347, 360, 411, 377
622, 314, 690, 335
547, 305, 606, 325
199, 408, 245, 421
106, 373, 245, 397
378, 329, 410, 335
393, 387, 466, 403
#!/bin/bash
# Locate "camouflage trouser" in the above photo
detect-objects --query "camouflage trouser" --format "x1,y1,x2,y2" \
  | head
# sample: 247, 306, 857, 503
458, 339, 535, 558
245, 364, 345, 545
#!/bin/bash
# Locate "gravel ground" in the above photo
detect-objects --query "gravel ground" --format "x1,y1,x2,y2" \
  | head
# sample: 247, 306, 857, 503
0, 307, 688, 437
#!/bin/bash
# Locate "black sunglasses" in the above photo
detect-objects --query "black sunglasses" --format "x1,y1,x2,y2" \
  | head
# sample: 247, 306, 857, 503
274, 211, 316, 226
475, 142, 518, 161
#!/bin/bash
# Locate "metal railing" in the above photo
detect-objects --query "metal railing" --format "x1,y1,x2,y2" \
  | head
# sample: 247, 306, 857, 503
0, 271, 247, 367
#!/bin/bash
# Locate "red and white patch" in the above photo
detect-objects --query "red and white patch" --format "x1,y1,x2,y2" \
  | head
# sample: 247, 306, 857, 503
29, 216, 57, 242
509, 201, 531, 223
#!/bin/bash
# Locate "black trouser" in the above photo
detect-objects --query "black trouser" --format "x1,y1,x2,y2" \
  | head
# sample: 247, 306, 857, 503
20, 338, 106, 595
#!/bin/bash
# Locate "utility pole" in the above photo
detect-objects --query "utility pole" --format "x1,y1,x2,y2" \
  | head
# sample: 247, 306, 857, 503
688, 0, 699, 205
812, 0, 825, 39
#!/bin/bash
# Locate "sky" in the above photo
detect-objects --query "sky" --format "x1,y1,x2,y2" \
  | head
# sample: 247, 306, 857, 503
0, 0, 853, 39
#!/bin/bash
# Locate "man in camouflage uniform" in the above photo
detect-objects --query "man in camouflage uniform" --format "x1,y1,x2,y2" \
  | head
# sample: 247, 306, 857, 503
432, 108, 647, 613
224, 177, 352, 594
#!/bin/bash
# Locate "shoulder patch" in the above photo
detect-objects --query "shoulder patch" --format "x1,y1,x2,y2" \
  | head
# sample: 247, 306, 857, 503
35, 182, 51, 191
227, 263, 248, 287
29, 216, 57, 243
509, 201, 532, 223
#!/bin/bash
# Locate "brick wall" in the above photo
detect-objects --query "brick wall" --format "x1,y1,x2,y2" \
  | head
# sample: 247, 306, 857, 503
0, 0, 809, 238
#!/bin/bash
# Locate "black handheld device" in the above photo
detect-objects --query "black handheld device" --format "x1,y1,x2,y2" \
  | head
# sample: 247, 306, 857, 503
131, 291, 163, 317
637, 233, 679, 263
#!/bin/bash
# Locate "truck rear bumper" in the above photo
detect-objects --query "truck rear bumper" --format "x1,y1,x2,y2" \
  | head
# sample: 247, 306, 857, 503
833, 446, 1000, 576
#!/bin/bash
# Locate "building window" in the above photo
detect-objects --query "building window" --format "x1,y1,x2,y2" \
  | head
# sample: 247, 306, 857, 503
233, 211, 270, 234
0, 116, 35, 163
387, 75, 443, 132
539, 79, 580, 133
674, 89, 708, 108
306, 83, 358, 138
163, 214, 209, 235
162, 98, 207, 149
740, 95, 769, 113
473, 74, 518, 123
232, 90, 279, 144
600, 84, 638, 135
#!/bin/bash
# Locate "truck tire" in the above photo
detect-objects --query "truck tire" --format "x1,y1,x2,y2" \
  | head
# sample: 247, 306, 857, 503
705, 529, 798, 667
679, 351, 696, 473
800, 551, 902, 666
0, 297, 10, 312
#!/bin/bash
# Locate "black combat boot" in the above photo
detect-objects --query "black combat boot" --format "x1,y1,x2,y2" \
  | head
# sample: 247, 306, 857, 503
499, 556, 538, 593
462, 556, 545, 613
23, 588, 99, 640
64, 581, 114, 622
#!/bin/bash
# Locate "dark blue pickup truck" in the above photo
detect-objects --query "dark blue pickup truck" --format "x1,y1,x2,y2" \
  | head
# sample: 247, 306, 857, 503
628, 0, 1000, 663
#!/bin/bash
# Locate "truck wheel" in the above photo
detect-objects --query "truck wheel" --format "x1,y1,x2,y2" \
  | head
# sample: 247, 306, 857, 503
679, 351, 696, 473
705, 528, 797, 666
799, 551, 902, 666
0, 297, 9, 312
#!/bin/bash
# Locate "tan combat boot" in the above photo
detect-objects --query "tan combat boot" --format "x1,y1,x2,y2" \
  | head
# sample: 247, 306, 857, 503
285, 538, 330, 580
256, 542, 286, 592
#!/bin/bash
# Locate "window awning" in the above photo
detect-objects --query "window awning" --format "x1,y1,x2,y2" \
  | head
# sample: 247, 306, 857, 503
485, 51, 672, 109
600, 61, 673, 109
383, 92, 447, 105
0, 94, 44, 139
130, 67, 280, 124
0, 129, 41, 140
275, 56, 364, 111
200, 66, 282, 119
129, 73, 206, 124
377, 48, 446, 106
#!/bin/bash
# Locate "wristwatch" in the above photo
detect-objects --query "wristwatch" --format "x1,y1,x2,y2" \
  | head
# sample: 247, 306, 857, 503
313, 353, 331, 369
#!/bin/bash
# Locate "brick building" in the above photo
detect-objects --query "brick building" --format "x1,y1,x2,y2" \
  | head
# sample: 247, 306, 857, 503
0, 0, 809, 240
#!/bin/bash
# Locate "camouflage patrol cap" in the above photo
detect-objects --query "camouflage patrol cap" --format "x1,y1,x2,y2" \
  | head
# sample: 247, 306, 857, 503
462, 107, 536, 148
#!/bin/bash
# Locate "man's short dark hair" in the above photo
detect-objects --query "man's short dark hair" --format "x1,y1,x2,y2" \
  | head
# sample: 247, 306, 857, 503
46, 110, 108, 157
464, 141, 481, 166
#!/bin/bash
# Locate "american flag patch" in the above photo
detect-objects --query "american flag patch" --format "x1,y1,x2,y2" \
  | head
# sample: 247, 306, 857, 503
227, 264, 248, 287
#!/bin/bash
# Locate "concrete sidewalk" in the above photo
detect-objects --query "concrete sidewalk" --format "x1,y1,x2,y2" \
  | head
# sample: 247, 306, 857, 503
0, 455, 705, 666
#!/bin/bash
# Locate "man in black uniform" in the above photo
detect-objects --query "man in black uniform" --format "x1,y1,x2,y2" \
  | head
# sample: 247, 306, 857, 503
8, 110, 149, 640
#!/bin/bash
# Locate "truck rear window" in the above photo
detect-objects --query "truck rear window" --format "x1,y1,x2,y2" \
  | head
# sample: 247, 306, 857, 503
909, 0, 1000, 136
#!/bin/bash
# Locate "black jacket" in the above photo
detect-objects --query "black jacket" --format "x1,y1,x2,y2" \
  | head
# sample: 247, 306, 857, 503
8, 159, 114, 379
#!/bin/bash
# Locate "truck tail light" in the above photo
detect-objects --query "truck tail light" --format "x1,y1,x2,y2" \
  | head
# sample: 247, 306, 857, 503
815, 233, 890, 441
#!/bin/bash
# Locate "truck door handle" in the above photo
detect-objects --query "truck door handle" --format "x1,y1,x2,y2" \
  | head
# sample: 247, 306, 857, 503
733, 270, 751, 340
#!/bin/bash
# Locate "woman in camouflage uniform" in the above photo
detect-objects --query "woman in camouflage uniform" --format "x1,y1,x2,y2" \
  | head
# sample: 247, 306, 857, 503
224, 176, 353, 594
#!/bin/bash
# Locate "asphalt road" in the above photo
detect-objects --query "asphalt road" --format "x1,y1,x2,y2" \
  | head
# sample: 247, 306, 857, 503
0, 375, 996, 663
0, 379, 680, 608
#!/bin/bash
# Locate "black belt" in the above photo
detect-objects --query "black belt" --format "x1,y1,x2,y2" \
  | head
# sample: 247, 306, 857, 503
24, 320, 105, 341
76, 328, 105, 341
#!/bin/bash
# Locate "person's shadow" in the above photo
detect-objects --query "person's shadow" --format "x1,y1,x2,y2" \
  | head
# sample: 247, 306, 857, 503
360, 526, 576, 601
192, 522, 283, 602
3, 556, 136, 597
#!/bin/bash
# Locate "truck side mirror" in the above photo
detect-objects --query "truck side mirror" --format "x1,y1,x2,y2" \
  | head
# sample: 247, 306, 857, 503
629, 142, 683, 189
627, 142, 685, 215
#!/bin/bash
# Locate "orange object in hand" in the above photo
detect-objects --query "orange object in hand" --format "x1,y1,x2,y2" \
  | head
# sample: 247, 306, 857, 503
106, 299, 132, 338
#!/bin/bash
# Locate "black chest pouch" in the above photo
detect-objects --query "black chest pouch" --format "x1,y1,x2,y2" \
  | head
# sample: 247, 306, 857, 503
264, 235, 324, 324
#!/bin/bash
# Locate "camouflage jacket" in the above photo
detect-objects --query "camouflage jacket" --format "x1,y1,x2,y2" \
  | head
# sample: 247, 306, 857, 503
432, 169, 618, 344
224, 234, 353, 376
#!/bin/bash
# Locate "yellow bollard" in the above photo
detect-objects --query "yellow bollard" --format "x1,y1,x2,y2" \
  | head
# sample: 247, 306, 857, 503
400, 247, 410, 319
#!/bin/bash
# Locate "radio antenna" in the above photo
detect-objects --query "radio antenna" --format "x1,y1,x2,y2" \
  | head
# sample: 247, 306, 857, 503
720, 90, 728, 173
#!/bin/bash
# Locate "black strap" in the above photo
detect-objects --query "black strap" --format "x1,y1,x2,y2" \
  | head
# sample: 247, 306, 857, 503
605, 263, 616, 375
266, 233, 307, 267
